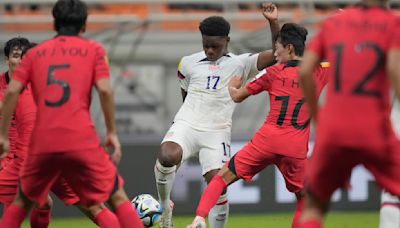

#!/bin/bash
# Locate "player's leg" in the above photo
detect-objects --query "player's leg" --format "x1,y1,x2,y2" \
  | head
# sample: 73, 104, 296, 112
62, 148, 141, 228
380, 190, 400, 228
51, 177, 100, 223
155, 122, 197, 228
366, 141, 400, 228
197, 130, 232, 228
299, 144, 356, 228
0, 153, 59, 228
107, 185, 143, 228
0, 188, 35, 227
276, 156, 307, 228
30, 195, 53, 228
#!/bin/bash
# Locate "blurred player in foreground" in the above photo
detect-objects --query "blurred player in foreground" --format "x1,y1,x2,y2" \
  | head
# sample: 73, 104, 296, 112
0, 0, 143, 227
298, 0, 400, 227
187, 23, 328, 228
154, 3, 280, 228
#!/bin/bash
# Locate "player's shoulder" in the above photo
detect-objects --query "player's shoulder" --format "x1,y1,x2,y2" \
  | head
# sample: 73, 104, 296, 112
180, 51, 206, 66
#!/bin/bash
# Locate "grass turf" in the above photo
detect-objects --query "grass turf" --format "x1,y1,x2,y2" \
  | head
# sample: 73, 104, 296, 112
22, 211, 379, 228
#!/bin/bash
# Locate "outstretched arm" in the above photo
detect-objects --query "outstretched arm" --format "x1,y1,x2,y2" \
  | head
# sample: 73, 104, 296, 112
257, 2, 280, 70
228, 76, 251, 103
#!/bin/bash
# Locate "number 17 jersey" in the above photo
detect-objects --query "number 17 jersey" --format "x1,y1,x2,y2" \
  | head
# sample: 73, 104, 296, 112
12, 36, 110, 154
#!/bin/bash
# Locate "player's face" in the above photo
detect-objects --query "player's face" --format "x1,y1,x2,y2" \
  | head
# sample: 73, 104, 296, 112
5, 46, 23, 73
274, 41, 290, 64
202, 36, 229, 62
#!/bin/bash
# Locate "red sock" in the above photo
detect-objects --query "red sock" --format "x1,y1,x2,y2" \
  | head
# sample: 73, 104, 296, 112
299, 220, 322, 228
30, 208, 51, 228
94, 208, 120, 228
196, 175, 227, 218
115, 200, 143, 228
292, 198, 304, 228
0, 204, 27, 228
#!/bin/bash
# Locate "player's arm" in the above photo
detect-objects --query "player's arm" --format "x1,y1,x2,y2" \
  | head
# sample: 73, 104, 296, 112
228, 76, 251, 103
298, 51, 321, 120
15, 92, 36, 150
95, 78, 121, 164
256, 2, 280, 70
0, 80, 24, 157
388, 49, 400, 100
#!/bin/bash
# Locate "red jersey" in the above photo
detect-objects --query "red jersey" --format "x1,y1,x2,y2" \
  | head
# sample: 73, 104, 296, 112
14, 86, 36, 158
246, 61, 327, 158
12, 36, 110, 154
307, 6, 400, 148
0, 72, 18, 159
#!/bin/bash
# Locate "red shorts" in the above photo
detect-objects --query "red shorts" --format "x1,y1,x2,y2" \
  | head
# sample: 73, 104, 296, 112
20, 146, 123, 207
307, 137, 400, 200
0, 157, 23, 205
228, 141, 306, 193
0, 157, 80, 206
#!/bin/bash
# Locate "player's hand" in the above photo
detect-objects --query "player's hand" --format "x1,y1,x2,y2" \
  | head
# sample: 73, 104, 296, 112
0, 136, 10, 159
262, 3, 278, 21
229, 76, 243, 89
104, 133, 122, 165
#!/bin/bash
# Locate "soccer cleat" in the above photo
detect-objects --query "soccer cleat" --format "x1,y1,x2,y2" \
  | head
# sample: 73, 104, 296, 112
186, 216, 206, 228
160, 200, 174, 228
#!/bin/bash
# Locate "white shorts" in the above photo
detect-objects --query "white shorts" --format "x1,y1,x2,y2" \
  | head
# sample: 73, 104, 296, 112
161, 121, 231, 175
381, 190, 400, 204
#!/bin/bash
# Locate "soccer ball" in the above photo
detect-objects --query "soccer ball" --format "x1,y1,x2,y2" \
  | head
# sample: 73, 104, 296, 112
131, 194, 163, 227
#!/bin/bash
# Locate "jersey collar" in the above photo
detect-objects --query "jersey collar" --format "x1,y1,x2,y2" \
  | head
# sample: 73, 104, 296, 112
199, 53, 231, 62
283, 60, 300, 69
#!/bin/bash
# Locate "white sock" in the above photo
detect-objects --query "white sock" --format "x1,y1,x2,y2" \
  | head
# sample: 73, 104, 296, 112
208, 193, 229, 228
380, 191, 400, 228
154, 160, 176, 213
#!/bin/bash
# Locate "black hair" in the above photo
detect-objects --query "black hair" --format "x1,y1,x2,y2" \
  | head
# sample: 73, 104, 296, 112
199, 16, 230, 36
52, 0, 88, 34
3, 37, 30, 58
21, 42, 37, 58
276, 23, 308, 56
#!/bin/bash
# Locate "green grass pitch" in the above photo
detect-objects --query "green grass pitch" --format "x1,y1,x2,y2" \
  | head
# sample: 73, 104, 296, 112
22, 211, 379, 228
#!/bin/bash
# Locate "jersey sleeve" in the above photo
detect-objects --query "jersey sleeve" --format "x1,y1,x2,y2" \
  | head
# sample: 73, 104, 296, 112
307, 21, 327, 59
245, 68, 274, 95
388, 17, 400, 50
93, 43, 110, 82
177, 57, 190, 91
12, 51, 33, 86
14, 88, 36, 154
238, 53, 260, 81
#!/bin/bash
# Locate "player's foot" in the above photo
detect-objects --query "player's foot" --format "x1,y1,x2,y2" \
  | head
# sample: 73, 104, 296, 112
160, 200, 174, 228
186, 216, 206, 228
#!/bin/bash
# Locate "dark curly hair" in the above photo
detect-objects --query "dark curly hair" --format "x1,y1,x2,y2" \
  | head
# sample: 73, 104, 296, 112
3, 37, 30, 58
199, 16, 230, 36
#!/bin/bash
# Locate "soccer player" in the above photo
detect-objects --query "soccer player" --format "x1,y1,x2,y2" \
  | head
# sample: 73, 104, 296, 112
187, 23, 328, 228
0, 0, 143, 228
0, 40, 101, 228
297, 0, 400, 227
154, 3, 280, 228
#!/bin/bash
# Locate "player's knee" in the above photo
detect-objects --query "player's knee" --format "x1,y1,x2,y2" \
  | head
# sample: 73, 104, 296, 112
40, 195, 53, 209
109, 188, 129, 209
158, 142, 182, 167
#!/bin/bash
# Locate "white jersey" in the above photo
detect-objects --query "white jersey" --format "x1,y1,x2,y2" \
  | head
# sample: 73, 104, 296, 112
174, 51, 259, 131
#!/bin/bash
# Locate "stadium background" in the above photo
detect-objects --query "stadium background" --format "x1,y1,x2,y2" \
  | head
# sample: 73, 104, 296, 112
0, 0, 399, 221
